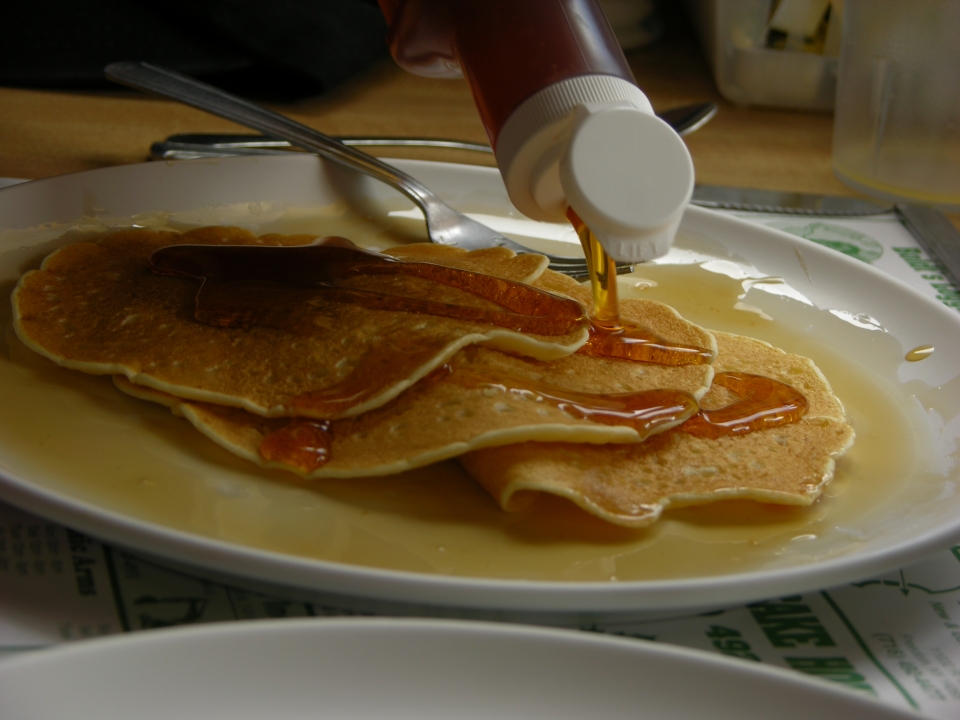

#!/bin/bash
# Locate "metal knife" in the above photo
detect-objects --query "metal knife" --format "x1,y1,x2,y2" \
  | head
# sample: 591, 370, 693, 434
688, 184, 892, 216
148, 103, 717, 161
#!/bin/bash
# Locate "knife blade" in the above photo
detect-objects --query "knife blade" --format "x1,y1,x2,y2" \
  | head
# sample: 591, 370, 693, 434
152, 133, 495, 157
150, 103, 717, 160
689, 185, 893, 216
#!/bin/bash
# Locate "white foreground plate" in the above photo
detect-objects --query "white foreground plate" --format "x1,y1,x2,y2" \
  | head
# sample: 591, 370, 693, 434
0, 155, 959, 622
0, 618, 915, 720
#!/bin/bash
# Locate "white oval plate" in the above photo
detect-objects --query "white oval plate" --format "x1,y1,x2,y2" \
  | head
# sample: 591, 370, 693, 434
0, 618, 915, 720
1, 154, 959, 621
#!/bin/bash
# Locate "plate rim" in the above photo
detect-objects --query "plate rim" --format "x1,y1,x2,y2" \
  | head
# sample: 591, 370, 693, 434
0, 616, 914, 719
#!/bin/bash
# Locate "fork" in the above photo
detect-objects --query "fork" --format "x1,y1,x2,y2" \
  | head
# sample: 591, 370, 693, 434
104, 61, 624, 279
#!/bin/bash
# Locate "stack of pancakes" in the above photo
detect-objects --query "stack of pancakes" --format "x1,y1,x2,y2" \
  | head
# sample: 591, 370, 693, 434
13, 227, 853, 527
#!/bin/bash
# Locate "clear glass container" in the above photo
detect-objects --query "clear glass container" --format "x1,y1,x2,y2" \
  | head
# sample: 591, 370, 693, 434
832, 0, 960, 209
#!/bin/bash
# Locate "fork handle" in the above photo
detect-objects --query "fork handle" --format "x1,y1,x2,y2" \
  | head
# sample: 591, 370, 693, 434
105, 61, 443, 215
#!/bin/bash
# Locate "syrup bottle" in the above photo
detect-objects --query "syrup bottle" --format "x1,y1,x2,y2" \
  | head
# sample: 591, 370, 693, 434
376, 0, 694, 264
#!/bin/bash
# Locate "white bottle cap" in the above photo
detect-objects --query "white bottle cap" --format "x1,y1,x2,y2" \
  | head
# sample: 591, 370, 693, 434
495, 75, 694, 262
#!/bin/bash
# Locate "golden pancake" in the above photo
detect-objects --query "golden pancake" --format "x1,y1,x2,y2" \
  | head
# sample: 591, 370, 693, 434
112, 287, 716, 477
459, 331, 854, 527
13, 227, 594, 419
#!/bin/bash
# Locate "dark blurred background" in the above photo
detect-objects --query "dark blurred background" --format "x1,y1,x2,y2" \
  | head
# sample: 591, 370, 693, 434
1, 0, 389, 101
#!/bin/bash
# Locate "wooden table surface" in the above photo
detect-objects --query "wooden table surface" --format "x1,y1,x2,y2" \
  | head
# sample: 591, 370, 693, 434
2, 11, 957, 231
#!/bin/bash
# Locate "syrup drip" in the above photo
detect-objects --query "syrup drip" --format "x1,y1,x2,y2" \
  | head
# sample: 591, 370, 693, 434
447, 364, 700, 436
680, 372, 808, 439
570, 208, 620, 330
905, 345, 934, 362
150, 239, 586, 336
257, 361, 700, 471
259, 419, 332, 473
581, 325, 714, 366
256, 368, 808, 471
566, 208, 711, 366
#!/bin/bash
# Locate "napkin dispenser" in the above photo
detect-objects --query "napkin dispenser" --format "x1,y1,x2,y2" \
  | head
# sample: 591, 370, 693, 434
683, 0, 841, 111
